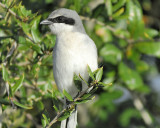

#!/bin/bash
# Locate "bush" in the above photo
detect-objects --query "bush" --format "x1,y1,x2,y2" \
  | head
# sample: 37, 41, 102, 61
0, 0, 160, 127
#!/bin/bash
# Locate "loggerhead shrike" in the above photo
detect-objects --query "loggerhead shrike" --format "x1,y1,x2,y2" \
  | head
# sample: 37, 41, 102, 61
40, 8, 98, 128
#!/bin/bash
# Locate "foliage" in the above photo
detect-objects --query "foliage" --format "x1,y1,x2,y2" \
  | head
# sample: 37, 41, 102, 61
0, 0, 160, 128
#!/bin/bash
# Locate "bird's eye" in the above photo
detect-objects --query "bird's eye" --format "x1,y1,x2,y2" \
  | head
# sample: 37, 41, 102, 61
57, 16, 64, 22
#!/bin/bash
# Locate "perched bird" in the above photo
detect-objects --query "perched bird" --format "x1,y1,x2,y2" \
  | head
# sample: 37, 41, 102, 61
40, 8, 98, 128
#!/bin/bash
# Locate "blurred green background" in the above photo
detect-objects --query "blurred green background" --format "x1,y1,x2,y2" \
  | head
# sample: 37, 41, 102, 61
0, 0, 160, 127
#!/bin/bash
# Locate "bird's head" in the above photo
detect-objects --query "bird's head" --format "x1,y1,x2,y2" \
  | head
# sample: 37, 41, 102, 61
40, 8, 86, 35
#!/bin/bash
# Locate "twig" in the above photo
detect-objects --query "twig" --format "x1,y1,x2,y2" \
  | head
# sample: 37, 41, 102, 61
6, 82, 15, 108
46, 109, 66, 128
80, 16, 115, 32
80, 16, 129, 41
0, 2, 36, 43
0, 2, 22, 21
3, 41, 17, 66
132, 93, 153, 127
80, 16, 160, 48
1, 41, 17, 108
46, 85, 95, 128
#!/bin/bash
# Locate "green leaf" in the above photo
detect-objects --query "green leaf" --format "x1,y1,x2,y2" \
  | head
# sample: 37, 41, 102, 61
126, 46, 140, 62
136, 84, 151, 94
75, 96, 95, 104
19, 4, 32, 17
41, 118, 46, 128
36, 101, 44, 111
103, 70, 115, 84
93, 68, 99, 76
94, 91, 122, 108
74, 0, 81, 13
73, 73, 82, 91
19, 36, 42, 54
88, 87, 98, 94
81, 93, 91, 100
13, 101, 32, 109
27, 40, 42, 54
114, 29, 130, 39
96, 67, 103, 82
42, 114, 49, 125
100, 44, 122, 65
92, 4, 105, 18
53, 105, 59, 113
119, 108, 141, 127
97, 109, 109, 121
136, 60, 149, 73
16, 20, 30, 35
99, 91, 123, 101
45, 0, 53, 4
75, 99, 91, 104
113, 0, 126, 12
12, 74, 24, 94
135, 42, 160, 58
79, 74, 88, 86
118, 62, 143, 90
98, 82, 112, 87
41, 114, 50, 127
31, 63, 40, 78
9, 83, 13, 97
87, 65, 95, 80
126, 0, 144, 39
112, 7, 125, 19
63, 89, 73, 101
2, 64, 8, 81
31, 16, 42, 43
106, 0, 112, 16
144, 28, 159, 38
58, 111, 71, 121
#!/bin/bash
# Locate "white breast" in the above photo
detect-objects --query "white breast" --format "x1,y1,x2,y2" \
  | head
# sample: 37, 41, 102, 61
53, 32, 98, 97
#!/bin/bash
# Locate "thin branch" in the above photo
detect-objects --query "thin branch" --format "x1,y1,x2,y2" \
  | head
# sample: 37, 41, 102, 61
0, 2, 36, 43
6, 82, 15, 108
0, 2, 22, 21
46, 84, 96, 128
80, 16, 160, 44
46, 109, 65, 128
25, 34, 36, 44
132, 93, 153, 127
80, 16, 129, 41
23, 81, 55, 92
3, 41, 17, 66
1, 41, 17, 108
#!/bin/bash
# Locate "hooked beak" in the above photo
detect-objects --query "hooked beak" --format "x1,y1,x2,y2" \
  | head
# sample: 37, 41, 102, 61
40, 19, 53, 25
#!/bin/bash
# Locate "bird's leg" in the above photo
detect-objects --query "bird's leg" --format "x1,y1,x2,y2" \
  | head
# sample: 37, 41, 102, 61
66, 99, 72, 108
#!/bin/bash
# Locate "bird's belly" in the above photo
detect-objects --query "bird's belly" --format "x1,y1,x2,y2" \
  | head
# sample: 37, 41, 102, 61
53, 49, 95, 97
53, 34, 98, 97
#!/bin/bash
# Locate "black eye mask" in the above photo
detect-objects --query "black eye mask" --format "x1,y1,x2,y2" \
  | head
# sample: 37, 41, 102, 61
48, 16, 75, 25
